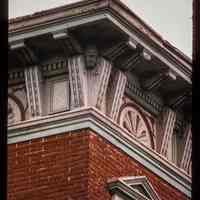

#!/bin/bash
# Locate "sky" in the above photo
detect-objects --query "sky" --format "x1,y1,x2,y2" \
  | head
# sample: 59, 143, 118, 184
9, 0, 192, 58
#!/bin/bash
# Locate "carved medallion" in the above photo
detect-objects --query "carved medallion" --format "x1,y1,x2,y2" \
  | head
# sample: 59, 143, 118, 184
119, 106, 153, 148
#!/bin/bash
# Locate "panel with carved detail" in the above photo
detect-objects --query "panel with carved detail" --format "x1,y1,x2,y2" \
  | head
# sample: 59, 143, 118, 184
8, 83, 29, 124
43, 75, 70, 114
8, 97, 23, 125
119, 105, 154, 149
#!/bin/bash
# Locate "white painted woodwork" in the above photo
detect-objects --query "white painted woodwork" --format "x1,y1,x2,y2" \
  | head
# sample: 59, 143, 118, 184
88, 57, 112, 110
120, 106, 152, 148
68, 55, 112, 111
68, 56, 87, 108
159, 109, 176, 156
24, 66, 43, 117
107, 70, 127, 121
180, 124, 192, 172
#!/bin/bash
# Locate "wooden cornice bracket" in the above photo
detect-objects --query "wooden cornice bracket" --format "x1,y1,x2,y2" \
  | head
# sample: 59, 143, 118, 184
103, 41, 128, 61
126, 38, 138, 50
52, 30, 69, 40
142, 69, 175, 91
10, 39, 39, 66
103, 38, 138, 62
52, 30, 83, 55
142, 49, 152, 61
121, 52, 141, 71
120, 46, 152, 72
142, 72, 166, 91
169, 91, 191, 110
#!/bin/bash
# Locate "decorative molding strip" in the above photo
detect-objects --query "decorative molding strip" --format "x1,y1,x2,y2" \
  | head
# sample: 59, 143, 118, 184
160, 109, 176, 156
107, 70, 127, 121
8, 70, 24, 81
68, 56, 86, 108
180, 124, 192, 172
42, 59, 67, 77
125, 81, 163, 116
24, 66, 43, 117
96, 58, 112, 109
7, 107, 191, 197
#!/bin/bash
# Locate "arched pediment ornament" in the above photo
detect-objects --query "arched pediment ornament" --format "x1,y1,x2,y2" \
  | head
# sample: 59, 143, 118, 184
8, 97, 23, 125
119, 106, 154, 149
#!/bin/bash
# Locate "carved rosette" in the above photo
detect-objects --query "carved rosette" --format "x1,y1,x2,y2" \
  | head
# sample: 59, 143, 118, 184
119, 106, 153, 149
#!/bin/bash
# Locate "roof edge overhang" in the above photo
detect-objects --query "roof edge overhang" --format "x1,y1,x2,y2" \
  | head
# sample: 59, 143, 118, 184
8, 107, 191, 198
8, 0, 192, 79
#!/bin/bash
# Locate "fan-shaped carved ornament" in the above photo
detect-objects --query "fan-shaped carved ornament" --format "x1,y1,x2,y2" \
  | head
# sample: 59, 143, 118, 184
119, 106, 153, 149
8, 97, 24, 125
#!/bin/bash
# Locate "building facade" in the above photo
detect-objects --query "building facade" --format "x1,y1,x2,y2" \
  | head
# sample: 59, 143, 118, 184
8, 0, 192, 199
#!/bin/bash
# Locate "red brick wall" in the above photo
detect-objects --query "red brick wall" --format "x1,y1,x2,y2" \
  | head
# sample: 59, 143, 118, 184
8, 129, 188, 200
8, 130, 90, 200
87, 130, 188, 200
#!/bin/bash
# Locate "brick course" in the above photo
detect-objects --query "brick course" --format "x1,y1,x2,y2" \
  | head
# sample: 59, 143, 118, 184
8, 129, 188, 200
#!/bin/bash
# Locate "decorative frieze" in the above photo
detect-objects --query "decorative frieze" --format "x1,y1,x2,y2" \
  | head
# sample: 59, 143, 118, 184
42, 59, 67, 77
8, 70, 24, 82
125, 81, 163, 116
107, 70, 127, 121
24, 66, 43, 117
180, 124, 192, 172
159, 109, 176, 157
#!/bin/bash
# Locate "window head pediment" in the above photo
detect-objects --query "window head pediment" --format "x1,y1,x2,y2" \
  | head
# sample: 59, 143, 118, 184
108, 176, 161, 200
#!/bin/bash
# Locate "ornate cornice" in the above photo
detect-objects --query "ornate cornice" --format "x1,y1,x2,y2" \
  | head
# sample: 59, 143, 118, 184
8, 0, 191, 83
